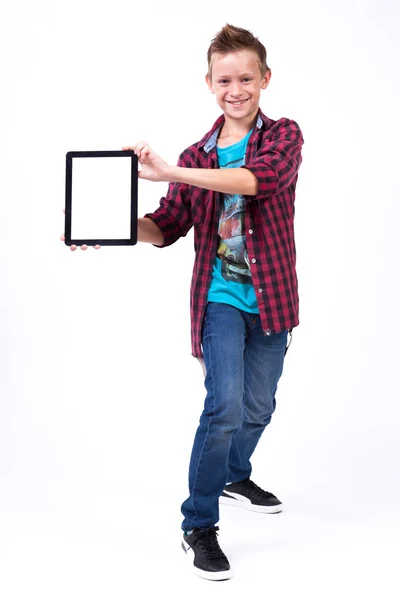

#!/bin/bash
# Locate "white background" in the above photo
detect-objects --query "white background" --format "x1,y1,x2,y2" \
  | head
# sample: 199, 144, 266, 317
1, 0, 399, 597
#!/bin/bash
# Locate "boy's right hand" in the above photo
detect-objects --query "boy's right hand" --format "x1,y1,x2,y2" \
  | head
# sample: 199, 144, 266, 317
61, 209, 101, 251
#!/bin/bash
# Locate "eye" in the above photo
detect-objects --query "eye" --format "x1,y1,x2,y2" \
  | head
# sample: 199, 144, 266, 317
218, 79, 229, 84
242, 78, 252, 83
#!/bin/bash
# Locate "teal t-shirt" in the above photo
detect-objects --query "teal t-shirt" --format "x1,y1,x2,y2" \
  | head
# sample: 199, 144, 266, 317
207, 129, 259, 314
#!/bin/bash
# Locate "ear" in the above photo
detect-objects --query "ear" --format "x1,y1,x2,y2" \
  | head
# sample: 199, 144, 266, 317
261, 70, 272, 90
205, 73, 214, 93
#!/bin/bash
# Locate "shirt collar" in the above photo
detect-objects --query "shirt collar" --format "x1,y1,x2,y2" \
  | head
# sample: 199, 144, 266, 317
201, 108, 267, 153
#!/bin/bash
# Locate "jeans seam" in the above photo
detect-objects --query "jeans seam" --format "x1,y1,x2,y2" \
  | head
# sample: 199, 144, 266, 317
189, 341, 216, 529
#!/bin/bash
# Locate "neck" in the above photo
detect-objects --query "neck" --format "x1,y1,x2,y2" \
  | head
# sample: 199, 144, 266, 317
220, 109, 258, 138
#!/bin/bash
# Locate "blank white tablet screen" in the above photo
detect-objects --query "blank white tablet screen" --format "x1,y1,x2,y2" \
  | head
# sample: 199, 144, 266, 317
71, 156, 131, 240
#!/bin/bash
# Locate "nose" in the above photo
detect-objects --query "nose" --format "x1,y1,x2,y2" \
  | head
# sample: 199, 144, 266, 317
229, 81, 243, 97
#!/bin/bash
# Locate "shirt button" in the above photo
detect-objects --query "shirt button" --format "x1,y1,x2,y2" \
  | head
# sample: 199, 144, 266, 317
248, 229, 253, 234
251, 258, 256, 264
265, 329, 271, 336
258, 288, 263, 293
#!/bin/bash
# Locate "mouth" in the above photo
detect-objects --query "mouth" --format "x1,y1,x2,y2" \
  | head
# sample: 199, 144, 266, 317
227, 99, 249, 106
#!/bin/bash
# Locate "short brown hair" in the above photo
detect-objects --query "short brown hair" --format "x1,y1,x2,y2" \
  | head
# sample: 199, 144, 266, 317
207, 24, 270, 80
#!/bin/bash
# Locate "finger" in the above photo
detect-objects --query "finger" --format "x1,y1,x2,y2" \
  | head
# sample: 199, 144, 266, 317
63, 208, 65, 214
94, 245, 101, 250
81, 245, 88, 251
124, 142, 140, 152
60, 234, 65, 241
70, 245, 77, 251
139, 146, 151, 160
135, 141, 149, 154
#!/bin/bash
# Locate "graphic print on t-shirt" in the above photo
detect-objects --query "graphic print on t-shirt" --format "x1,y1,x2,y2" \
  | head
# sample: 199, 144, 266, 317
217, 156, 251, 284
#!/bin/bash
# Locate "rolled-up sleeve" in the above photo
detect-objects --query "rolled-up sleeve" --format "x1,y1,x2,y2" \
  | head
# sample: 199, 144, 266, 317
241, 118, 304, 201
143, 152, 193, 248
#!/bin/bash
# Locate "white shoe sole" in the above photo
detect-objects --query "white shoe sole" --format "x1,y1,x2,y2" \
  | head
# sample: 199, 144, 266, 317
181, 539, 232, 581
219, 496, 283, 513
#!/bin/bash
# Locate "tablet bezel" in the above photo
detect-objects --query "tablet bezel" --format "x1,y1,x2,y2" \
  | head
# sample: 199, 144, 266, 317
65, 150, 138, 246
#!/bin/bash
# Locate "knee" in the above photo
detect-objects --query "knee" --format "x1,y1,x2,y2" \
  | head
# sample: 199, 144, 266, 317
220, 411, 243, 434
247, 396, 276, 426
217, 406, 244, 432
202, 405, 243, 434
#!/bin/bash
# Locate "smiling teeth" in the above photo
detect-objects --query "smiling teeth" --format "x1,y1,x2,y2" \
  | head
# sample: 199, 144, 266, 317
230, 100, 247, 105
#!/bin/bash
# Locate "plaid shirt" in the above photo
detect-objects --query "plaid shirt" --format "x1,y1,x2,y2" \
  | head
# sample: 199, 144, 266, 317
144, 107, 304, 358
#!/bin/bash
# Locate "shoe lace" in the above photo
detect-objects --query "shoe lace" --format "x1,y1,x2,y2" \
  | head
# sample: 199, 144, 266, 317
244, 478, 271, 498
194, 526, 225, 558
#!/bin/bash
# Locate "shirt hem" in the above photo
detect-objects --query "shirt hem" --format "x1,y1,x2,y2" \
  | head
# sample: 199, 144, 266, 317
206, 296, 260, 315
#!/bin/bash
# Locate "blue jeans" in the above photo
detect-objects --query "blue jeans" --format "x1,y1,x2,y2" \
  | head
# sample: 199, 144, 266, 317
181, 302, 289, 531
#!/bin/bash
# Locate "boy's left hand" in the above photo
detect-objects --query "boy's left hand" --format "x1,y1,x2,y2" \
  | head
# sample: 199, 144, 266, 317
122, 142, 171, 182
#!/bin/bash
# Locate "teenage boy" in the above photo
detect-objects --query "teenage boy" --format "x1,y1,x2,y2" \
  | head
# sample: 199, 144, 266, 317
64, 23, 304, 582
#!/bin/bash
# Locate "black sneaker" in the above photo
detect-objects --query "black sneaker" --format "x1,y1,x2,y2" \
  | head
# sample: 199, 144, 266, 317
181, 526, 232, 581
219, 477, 283, 513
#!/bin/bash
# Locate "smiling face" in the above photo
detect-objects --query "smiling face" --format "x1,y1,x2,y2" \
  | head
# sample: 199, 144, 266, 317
206, 50, 271, 123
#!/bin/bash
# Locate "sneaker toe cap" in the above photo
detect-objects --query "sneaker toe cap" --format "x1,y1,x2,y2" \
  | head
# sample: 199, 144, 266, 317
208, 557, 231, 572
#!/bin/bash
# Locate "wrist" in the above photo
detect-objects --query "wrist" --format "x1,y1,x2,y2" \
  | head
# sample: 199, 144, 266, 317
165, 165, 180, 183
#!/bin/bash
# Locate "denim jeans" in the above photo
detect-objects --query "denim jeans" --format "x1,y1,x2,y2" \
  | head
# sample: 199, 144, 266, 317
181, 302, 289, 531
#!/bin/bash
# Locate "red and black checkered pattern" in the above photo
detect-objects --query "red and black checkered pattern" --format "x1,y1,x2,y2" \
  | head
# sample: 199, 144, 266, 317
144, 108, 304, 358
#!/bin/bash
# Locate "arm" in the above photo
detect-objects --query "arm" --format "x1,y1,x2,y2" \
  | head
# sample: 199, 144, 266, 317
143, 178, 192, 248
138, 217, 164, 245
126, 120, 302, 201
125, 141, 258, 195
166, 164, 259, 196
140, 151, 193, 248
240, 118, 304, 201
121, 146, 193, 248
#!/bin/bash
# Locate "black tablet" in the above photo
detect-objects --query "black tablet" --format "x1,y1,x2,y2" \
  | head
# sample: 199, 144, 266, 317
65, 150, 138, 246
